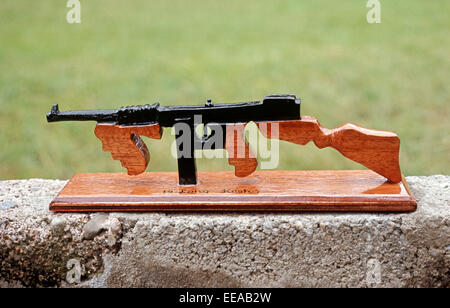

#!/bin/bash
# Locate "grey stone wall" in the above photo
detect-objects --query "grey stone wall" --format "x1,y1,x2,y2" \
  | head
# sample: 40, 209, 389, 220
0, 176, 449, 288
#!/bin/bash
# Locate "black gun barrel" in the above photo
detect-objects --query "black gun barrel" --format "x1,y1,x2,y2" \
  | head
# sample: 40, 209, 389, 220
46, 104, 118, 123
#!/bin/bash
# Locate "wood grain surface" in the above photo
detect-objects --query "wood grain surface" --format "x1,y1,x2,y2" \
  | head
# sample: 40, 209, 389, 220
50, 170, 416, 212
225, 123, 258, 177
257, 117, 402, 183
94, 123, 163, 175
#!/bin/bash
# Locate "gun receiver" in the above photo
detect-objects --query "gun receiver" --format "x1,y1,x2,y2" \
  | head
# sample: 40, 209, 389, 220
47, 94, 402, 185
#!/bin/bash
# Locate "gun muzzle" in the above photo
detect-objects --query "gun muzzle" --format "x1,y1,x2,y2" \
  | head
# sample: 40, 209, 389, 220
46, 104, 60, 122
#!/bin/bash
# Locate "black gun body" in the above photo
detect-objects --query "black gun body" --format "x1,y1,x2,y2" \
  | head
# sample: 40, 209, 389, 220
47, 94, 301, 185
48, 95, 301, 126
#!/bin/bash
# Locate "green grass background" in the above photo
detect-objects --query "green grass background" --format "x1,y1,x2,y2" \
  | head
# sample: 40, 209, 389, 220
0, 0, 449, 180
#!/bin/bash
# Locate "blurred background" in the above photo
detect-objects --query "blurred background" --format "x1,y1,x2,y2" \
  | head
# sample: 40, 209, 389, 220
0, 0, 449, 180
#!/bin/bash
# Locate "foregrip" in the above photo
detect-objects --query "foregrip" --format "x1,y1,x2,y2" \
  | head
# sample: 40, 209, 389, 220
257, 116, 402, 183
94, 123, 163, 175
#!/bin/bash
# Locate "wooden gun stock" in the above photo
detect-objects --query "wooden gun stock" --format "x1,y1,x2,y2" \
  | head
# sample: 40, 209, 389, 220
257, 117, 402, 183
94, 123, 162, 175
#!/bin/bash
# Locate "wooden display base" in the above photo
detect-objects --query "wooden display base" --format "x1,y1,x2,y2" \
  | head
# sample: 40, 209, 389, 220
50, 170, 417, 212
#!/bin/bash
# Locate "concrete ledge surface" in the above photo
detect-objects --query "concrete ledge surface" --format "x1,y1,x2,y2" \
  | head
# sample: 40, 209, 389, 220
0, 175, 449, 287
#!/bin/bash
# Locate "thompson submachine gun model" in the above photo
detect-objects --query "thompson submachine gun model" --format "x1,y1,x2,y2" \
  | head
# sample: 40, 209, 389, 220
46, 94, 402, 185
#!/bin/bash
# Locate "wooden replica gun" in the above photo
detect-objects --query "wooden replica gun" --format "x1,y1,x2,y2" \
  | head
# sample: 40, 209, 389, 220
47, 94, 402, 185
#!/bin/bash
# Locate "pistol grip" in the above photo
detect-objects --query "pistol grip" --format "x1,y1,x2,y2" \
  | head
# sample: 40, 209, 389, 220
94, 123, 163, 175
225, 123, 257, 177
